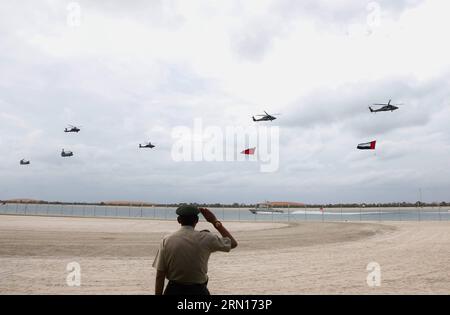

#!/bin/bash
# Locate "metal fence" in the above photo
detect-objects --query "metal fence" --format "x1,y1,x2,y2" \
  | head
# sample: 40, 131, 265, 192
0, 203, 449, 222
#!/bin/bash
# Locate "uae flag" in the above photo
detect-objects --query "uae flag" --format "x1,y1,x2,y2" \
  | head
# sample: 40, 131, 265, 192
241, 147, 256, 155
357, 140, 376, 150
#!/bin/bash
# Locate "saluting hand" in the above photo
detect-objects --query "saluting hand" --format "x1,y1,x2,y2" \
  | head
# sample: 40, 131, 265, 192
200, 208, 238, 249
199, 207, 217, 223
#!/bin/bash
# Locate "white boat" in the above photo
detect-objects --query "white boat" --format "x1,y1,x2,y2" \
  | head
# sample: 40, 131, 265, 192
249, 202, 284, 214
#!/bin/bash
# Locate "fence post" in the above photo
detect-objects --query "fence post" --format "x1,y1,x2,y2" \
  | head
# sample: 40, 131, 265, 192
272, 206, 274, 222
287, 204, 290, 223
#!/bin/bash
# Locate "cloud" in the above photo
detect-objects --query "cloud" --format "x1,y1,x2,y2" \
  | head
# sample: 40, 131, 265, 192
283, 73, 450, 137
227, 0, 425, 61
1, 0, 450, 204
272, 0, 424, 28
229, 12, 293, 62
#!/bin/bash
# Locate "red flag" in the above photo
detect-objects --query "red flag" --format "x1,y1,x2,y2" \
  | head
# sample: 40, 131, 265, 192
241, 147, 256, 155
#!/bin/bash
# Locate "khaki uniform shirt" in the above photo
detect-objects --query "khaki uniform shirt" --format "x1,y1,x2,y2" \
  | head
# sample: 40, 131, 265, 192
152, 226, 232, 284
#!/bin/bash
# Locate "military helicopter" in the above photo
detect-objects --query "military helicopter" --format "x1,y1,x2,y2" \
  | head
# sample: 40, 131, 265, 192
64, 125, 81, 133
369, 100, 404, 113
139, 142, 155, 149
252, 111, 280, 121
61, 149, 74, 157
20, 159, 30, 165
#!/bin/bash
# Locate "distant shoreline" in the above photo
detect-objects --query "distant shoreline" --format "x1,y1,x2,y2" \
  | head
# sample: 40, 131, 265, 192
0, 199, 448, 208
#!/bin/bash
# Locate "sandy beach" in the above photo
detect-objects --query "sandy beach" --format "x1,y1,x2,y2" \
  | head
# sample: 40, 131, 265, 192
0, 215, 448, 294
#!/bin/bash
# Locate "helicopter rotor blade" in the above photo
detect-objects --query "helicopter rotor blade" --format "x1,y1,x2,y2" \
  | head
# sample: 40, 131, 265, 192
261, 112, 281, 115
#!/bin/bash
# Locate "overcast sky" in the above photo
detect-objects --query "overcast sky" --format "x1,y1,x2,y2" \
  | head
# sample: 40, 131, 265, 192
1, 0, 450, 204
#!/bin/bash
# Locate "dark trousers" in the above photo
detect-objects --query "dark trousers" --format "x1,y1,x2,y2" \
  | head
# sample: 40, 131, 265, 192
164, 281, 210, 295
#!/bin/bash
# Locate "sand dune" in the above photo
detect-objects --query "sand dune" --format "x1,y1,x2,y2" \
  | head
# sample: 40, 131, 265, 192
0, 215, 448, 294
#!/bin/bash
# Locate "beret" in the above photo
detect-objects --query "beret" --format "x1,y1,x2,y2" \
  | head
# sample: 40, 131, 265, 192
176, 205, 200, 216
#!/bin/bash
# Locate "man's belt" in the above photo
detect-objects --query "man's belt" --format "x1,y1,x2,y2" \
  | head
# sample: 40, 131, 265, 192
168, 280, 208, 287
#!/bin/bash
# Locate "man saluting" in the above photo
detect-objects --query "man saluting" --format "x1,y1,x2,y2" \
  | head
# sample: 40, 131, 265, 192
153, 205, 238, 295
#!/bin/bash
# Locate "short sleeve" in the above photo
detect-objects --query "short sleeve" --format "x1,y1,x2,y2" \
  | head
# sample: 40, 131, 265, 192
208, 235, 232, 253
152, 239, 166, 271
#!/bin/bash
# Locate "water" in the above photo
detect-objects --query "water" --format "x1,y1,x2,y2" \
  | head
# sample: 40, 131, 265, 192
0, 204, 449, 222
